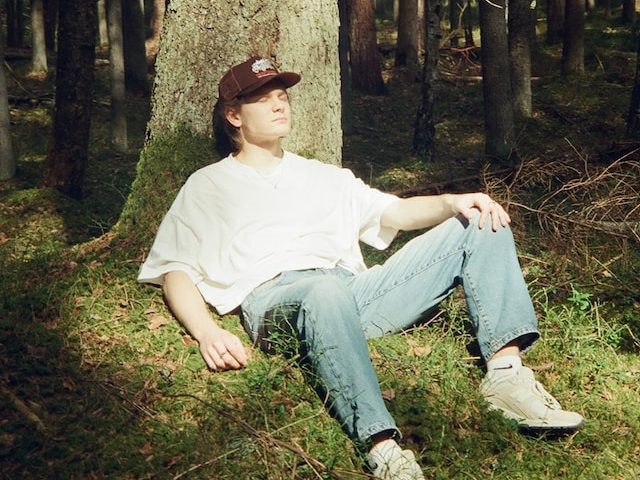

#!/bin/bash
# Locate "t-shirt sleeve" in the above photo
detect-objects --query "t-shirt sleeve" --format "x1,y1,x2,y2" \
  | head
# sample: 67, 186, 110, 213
137, 211, 204, 286
349, 174, 400, 250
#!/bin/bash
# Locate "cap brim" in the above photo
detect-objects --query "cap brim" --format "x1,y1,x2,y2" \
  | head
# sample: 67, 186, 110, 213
239, 72, 301, 98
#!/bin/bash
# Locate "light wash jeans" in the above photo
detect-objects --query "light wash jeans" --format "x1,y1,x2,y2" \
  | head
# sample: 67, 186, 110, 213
240, 213, 539, 446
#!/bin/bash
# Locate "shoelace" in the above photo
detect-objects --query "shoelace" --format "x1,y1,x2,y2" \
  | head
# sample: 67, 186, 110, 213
533, 380, 562, 410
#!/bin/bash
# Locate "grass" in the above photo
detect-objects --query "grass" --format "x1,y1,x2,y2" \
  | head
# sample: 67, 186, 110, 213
2, 7, 640, 479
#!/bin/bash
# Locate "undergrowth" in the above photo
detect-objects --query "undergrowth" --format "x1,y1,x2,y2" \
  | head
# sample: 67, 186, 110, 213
2, 6, 640, 479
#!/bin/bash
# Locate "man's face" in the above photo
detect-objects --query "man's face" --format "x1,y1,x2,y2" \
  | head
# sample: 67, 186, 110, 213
226, 81, 292, 145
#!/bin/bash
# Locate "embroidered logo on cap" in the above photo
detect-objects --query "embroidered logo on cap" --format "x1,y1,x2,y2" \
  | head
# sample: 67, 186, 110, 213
251, 58, 277, 78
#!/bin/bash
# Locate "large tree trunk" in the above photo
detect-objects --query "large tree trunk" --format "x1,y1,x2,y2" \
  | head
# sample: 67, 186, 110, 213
106, 0, 128, 152
479, 0, 516, 164
546, 0, 564, 44
347, 0, 387, 94
42, 0, 97, 199
509, 0, 533, 119
413, 0, 440, 161
396, 0, 424, 67
561, 0, 584, 76
464, 0, 475, 46
145, 0, 165, 68
30, 0, 48, 76
122, 0, 149, 95
121, 0, 341, 237
0, 33, 15, 181
144, 0, 341, 163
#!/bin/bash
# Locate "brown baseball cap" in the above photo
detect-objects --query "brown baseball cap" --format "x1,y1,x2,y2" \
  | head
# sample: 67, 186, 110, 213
218, 56, 301, 101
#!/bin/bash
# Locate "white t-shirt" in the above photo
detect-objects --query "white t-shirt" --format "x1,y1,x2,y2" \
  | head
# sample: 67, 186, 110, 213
138, 151, 399, 314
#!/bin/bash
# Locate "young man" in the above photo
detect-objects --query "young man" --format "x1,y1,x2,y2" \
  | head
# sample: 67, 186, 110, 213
139, 57, 584, 480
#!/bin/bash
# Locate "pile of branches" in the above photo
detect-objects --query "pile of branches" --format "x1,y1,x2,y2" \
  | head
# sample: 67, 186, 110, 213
492, 149, 640, 244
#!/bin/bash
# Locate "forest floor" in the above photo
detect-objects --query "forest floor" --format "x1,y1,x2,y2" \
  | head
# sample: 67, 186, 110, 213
2, 8, 640, 480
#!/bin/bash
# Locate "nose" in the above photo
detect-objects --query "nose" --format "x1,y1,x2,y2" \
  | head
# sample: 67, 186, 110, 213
272, 98, 285, 112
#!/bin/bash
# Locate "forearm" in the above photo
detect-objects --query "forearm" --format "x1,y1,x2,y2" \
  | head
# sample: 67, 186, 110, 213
381, 194, 456, 231
162, 270, 219, 341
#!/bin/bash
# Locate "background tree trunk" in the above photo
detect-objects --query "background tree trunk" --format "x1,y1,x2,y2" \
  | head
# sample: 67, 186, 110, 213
622, 0, 636, 23
509, 0, 533, 119
0, 32, 15, 181
464, 0, 475, 46
449, 0, 465, 47
42, 0, 97, 199
6, 0, 25, 48
479, 0, 516, 164
546, 0, 564, 44
413, 0, 441, 160
396, 0, 424, 67
347, 0, 387, 94
106, 0, 128, 152
98, 0, 109, 48
145, 0, 341, 164
561, 0, 584, 76
43, 0, 58, 52
145, 0, 165, 68
338, 0, 353, 135
627, 37, 640, 136
122, 0, 149, 95
30, 0, 48, 76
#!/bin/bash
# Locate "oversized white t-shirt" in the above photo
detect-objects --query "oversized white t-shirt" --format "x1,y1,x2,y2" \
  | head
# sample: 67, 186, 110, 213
138, 151, 399, 314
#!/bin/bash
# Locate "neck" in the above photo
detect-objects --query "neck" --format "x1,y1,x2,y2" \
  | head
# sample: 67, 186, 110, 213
233, 140, 284, 172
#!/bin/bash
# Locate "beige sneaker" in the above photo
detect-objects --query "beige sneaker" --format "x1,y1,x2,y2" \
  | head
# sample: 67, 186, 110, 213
480, 366, 585, 431
366, 439, 424, 480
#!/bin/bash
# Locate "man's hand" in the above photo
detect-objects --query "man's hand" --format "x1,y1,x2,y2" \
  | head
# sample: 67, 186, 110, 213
197, 324, 250, 371
447, 193, 511, 231
163, 270, 250, 373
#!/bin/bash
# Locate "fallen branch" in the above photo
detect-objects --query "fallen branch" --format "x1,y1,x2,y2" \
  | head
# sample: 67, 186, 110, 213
1, 384, 47, 432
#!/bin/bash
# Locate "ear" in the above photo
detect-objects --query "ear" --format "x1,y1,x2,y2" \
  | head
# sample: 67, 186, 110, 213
225, 107, 242, 128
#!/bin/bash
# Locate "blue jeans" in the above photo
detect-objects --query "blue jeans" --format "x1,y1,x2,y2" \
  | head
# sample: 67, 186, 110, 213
240, 214, 539, 446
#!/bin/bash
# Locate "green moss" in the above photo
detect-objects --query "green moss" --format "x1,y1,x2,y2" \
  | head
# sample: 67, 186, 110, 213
116, 131, 219, 245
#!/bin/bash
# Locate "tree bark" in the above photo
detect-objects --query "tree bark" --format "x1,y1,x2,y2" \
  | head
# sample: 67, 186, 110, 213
627, 37, 640, 137
122, 0, 149, 95
546, 0, 564, 44
413, 0, 441, 160
98, 0, 109, 48
145, 0, 341, 164
145, 0, 165, 68
479, 0, 516, 164
338, 0, 353, 135
0, 33, 15, 181
106, 0, 128, 152
43, 0, 97, 199
6, 0, 26, 47
464, 0, 475, 46
449, 0, 465, 47
396, 0, 424, 67
561, 0, 584, 76
509, 0, 533, 119
30, 0, 48, 76
43, 0, 58, 52
347, 0, 387, 94
622, 0, 636, 23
